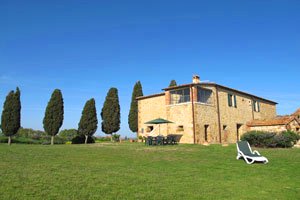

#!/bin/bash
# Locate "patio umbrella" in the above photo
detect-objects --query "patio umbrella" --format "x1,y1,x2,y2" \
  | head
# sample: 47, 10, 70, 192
145, 118, 173, 135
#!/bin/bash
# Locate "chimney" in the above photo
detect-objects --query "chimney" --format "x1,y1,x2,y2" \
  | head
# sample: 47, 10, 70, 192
192, 75, 200, 83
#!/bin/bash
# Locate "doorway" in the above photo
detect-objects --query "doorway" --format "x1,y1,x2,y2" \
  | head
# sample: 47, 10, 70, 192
204, 125, 209, 142
236, 124, 242, 141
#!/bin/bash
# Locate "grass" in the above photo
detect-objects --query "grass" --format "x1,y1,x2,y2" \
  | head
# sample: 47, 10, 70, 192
0, 143, 299, 200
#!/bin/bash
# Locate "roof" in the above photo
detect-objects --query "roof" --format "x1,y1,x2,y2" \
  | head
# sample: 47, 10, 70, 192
247, 116, 297, 127
136, 93, 165, 100
163, 82, 277, 104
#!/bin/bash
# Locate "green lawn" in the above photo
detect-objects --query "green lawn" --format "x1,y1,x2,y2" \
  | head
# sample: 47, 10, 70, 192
0, 143, 299, 200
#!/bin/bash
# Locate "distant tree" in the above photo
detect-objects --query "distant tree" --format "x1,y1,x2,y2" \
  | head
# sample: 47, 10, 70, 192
17, 128, 47, 139
101, 88, 120, 139
59, 129, 78, 141
78, 98, 98, 144
1, 87, 21, 145
43, 89, 64, 145
128, 81, 143, 133
169, 80, 177, 87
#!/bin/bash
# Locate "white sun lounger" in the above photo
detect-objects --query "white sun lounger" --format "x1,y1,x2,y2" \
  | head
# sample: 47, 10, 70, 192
236, 141, 268, 164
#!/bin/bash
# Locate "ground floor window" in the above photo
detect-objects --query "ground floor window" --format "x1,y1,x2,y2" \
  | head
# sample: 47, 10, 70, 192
146, 126, 154, 132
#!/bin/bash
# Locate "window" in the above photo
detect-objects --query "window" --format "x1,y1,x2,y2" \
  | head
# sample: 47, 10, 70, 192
170, 88, 190, 104
228, 93, 237, 108
197, 88, 213, 104
177, 125, 184, 131
296, 128, 299, 132
223, 125, 227, 131
253, 100, 260, 112
146, 126, 154, 132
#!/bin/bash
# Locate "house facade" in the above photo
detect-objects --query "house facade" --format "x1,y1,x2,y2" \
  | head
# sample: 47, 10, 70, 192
137, 75, 277, 144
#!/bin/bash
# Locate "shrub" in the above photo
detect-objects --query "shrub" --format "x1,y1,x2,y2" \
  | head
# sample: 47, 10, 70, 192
112, 134, 120, 142
274, 131, 300, 148
59, 129, 78, 141
95, 137, 111, 142
138, 135, 144, 142
54, 136, 67, 144
241, 131, 276, 147
17, 128, 47, 140
0, 135, 66, 145
71, 135, 95, 144
0, 136, 8, 143
241, 130, 300, 148
14, 137, 41, 144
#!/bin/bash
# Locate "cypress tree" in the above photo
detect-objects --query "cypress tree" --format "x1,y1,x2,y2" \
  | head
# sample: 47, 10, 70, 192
128, 81, 143, 133
169, 80, 177, 87
101, 88, 120, 138
1, 87, 21, 145
78, 98, 98, 144
43, 89, 64, 145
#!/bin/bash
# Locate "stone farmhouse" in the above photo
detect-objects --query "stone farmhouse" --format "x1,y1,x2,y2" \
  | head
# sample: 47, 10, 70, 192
136, 75, 298, 144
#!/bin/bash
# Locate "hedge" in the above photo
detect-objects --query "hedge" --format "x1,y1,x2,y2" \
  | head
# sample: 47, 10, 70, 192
241, 131, 300, 148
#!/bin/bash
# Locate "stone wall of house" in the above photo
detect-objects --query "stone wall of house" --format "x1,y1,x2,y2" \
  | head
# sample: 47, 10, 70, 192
137, 95, 167, 137
166, 103, 194, 143
217, 87, 255, 143
253, 101, 277, 120
217, 87, 277, 143
194, 85, 220, 144
288, 119, 300, 132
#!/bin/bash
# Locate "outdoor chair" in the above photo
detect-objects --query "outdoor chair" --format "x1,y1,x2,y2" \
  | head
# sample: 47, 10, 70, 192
166, 135, 175, 145
236, 141, 268, 164
146, 136, 153, 146
156, 136, 164, 145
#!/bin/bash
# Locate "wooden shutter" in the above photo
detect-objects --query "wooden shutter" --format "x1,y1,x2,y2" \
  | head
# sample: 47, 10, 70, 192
234, 95, 237, 108
253, 100, 256, 112
228, 94, 232, 107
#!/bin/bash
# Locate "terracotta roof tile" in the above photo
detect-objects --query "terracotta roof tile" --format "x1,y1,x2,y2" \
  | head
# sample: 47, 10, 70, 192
247, 116, 296, 126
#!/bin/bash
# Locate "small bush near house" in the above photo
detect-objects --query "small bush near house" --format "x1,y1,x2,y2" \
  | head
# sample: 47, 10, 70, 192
241, 131, 300, 148
71, 135, 95, 144
274, 131, 300, 148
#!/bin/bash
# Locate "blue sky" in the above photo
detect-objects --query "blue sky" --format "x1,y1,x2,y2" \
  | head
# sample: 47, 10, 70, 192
1, 0, 299, 137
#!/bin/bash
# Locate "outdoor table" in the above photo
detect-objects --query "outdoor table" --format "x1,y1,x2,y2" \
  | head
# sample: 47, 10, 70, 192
146, 136, 176, 146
